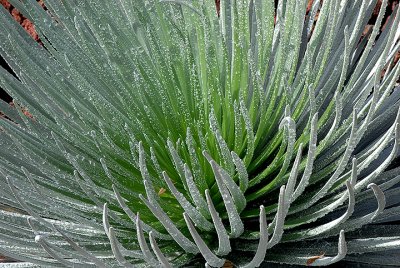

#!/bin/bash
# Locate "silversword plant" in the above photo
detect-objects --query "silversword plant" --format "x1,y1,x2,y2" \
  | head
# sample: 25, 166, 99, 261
1, 0, 400, 267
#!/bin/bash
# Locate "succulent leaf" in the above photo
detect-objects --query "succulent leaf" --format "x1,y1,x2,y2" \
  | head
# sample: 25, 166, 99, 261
0, 0, 400, 267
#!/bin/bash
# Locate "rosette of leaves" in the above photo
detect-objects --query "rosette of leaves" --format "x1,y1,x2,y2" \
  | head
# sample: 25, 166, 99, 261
1, 0, 400, 267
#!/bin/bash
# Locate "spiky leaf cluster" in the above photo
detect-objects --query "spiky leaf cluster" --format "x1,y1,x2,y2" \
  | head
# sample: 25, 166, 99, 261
1, 0, 400, 267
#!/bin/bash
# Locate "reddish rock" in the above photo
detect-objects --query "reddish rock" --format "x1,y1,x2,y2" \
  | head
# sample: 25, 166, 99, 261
0, 0, 11, 10
1, 0, 42, 41
215, 0, 220, 16
306, 0, 314, 13
373, 0, 383, 16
